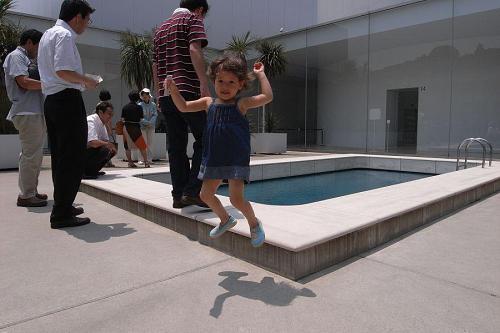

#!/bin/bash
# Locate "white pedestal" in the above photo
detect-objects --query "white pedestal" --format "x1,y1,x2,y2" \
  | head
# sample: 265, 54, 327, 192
0, 135, 21, 169
251, 133, 287, 154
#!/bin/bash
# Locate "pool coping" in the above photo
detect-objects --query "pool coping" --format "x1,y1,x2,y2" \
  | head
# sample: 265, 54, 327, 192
79, 154, 500, 279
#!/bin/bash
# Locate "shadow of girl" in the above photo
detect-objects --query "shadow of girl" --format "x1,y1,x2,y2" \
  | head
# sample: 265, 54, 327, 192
210, 271, 316, 318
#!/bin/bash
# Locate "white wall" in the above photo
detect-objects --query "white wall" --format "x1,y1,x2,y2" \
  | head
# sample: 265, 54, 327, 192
10, 0, 312, 49
316, 0, 422, 24
8, 0, 427, 50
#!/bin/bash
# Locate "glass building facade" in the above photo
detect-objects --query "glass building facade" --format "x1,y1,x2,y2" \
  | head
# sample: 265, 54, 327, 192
251, 0, 500, 158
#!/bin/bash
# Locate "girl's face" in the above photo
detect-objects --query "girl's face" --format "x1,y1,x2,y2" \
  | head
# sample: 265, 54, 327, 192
214, 70, 244, 102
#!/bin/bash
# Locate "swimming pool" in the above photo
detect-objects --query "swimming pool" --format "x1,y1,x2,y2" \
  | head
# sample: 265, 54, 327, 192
140, 169, 433, 205
82, 154, 499, 279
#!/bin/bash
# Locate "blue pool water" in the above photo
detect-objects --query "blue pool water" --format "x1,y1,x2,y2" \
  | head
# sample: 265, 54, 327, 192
141, 169, 433, 205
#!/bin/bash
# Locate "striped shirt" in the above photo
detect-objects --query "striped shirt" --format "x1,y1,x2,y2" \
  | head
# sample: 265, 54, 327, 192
154, 8, 208, 96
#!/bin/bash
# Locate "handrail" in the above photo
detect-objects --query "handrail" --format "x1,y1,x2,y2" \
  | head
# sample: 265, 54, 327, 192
456, 137, 493, 170
456, 138, 474, 170
474, 138, 493, 167
464, 139, 486, 168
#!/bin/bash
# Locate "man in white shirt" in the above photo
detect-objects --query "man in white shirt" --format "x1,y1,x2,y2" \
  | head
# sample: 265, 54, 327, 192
84, 102, 117, 179
3, 29, 47, 208
38, 0, 99, 229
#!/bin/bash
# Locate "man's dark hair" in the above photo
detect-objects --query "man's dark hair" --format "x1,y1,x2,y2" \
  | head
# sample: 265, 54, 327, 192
59, 0, 95, 22
19, 29, 43, 46
179, 0, 209, 14
99, 90, 111, 102
128, 90, 140, 103
96, 101, 113, 114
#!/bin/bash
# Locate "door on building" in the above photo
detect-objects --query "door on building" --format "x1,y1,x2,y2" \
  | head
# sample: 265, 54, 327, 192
385, 88, 419, 154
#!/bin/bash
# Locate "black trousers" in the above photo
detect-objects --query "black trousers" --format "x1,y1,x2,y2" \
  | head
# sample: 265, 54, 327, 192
44, 89, 87, 220
159, 94, 206, 198
85, 146, 114, 176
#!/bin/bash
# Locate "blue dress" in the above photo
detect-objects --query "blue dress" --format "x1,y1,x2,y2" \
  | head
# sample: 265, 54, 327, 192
198, 99, 250, 182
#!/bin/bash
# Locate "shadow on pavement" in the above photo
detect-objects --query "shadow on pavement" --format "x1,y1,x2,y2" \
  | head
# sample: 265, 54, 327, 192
64, 222, 136, 243
210, 271, 316, 318
26, 200, 54, 214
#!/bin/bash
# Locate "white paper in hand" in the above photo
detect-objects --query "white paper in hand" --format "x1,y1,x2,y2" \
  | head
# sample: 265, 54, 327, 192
85, 73, 103, 83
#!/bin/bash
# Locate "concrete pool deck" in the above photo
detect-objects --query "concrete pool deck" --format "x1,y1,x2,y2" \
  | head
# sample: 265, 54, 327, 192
79, 154, 500, 279
2, 164, 500, 332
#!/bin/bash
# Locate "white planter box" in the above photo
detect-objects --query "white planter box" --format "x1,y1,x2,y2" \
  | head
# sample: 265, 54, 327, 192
251, 133, 287, 154
0, 134, 21, 169
116, 132, 287, 160
116, 133, 167, 161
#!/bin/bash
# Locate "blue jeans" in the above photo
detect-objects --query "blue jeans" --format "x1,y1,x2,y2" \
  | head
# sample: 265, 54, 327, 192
159, 94, 206, 198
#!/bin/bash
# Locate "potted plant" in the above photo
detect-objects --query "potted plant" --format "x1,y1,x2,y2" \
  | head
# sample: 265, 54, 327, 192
226, 33, 288, 153
253, 40, 287, 153
227, 31, 255, 58
0, 0, 24, 169
119, 31, 153, 91
1, 0, 21, 135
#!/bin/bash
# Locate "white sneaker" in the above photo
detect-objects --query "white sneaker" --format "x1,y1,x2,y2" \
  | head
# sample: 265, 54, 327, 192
137, 161, 145, 165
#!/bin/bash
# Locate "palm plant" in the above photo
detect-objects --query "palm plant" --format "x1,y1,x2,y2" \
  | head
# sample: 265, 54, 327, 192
0, 0, 19, 60
1, 0, 21, 134
255, 40, 287, 133
226, 31, 254, 58
119, 31, 154, 91
255, 40, 287, 79
224, 33, 288, 132
0, 0, 13, 21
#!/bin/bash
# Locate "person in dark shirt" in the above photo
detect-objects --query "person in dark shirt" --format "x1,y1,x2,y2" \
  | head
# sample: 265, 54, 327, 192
121, 90, 149, 167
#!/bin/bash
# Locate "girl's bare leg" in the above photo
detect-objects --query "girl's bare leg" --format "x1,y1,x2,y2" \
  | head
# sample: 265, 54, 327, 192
228, 180, 258, 228
200, 179, 229, 224
125, 149, 133, 164
140, 149, 149, 166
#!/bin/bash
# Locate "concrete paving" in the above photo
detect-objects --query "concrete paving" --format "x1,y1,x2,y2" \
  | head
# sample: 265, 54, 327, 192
1, 165, 499, 332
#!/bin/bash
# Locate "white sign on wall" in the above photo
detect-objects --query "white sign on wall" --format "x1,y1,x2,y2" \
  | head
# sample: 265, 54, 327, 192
369, 108, 382, 120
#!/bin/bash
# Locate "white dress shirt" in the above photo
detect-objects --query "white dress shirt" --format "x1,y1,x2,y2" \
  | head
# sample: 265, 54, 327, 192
38, 19, 84, 96
87, 113, 109, 144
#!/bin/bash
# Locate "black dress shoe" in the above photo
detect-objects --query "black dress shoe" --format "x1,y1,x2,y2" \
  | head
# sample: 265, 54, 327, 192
72, 206, 84, 216
97, 171, 106, 176
35, 193, 48, 200
17, 196, 48, 207
181, 195, 209, 208
173, 197, 189, 209
50, 216, 91, 229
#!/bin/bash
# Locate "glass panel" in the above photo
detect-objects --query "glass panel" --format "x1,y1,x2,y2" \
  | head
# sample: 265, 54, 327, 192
305, 16, 369, 152
368, 0, 454, 156
450, 1, 500, 158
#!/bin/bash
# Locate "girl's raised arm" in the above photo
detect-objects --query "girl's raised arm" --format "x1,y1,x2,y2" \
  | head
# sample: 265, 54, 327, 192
164, 77, 211, 112
239, 62, 274, 114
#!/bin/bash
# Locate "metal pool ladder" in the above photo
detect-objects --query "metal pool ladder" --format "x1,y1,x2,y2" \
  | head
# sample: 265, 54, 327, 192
456, 138, 493, 170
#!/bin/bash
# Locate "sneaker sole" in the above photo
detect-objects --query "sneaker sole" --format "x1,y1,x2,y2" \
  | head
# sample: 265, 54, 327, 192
17, 202, 48, 207
251, 239, 265, 247
209, 221, 237, 239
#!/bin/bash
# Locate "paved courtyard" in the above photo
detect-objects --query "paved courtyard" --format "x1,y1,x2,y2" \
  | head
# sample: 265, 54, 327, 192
1, 156, 499, 332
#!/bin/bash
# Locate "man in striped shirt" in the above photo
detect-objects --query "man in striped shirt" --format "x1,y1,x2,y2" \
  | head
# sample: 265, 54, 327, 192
154, 0, 210, 209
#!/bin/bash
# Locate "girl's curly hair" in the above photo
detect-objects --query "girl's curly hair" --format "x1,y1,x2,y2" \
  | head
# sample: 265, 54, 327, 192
208, 52, 254, 90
